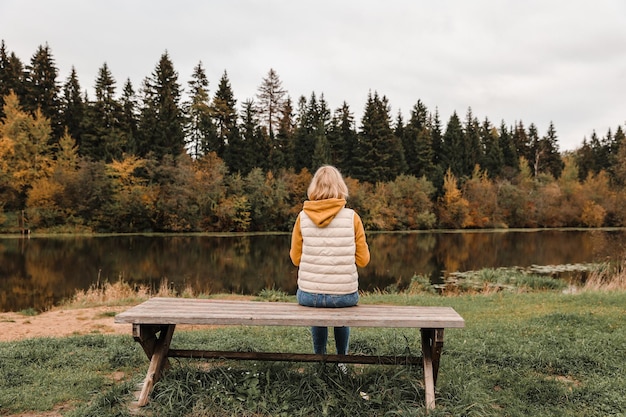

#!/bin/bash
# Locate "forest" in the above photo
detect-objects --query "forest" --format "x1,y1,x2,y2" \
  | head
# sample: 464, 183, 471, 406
1, 41, 626, 233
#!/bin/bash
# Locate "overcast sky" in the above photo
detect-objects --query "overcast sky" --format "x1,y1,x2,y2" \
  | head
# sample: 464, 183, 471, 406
2, 0, 625, 151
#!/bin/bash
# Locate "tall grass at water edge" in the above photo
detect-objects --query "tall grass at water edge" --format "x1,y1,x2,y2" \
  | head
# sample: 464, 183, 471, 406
2, 263, 625, 416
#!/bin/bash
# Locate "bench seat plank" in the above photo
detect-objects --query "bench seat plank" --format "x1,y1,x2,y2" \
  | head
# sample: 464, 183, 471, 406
114, 297, 465, 329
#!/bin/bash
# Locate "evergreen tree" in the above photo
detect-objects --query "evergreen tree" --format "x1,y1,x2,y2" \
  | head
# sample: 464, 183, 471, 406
226, 99, 266, 175
210, 70, 237, 159
354, 91, 406, 183
528, 123, 541, 176
430, 108, 443, 167
512, 121, 531, 162
23, 44, 62, 142
498, 120, 518, 175
136, 52, 185, 160
184, 61, 216, 158
539, 122, 564, 178
575, 138, 594, 181
272, 97, 295, 171
480, 117, 504, 178
293, 94, 317, 172
81, 63, 125, 161
404, 100, 434, 179
119, 78, 139, 155
255, 68, 286, 139
60, 67, 84, 146
440, 111, 465, 177
0, 41, 26, 118
333, 101, 358, 176
311, 94, 332, 171
463, 107, 483, 175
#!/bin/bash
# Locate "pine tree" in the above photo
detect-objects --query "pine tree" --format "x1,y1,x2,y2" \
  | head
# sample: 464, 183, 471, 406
539, 122, 564, 178
480, 117, 504, 178
463, 107, 483, 176
184, 61, 216, 158
528, 123, 541, 176
119, 79, 139, 155
512, 121, 531, 162
81, 63, 125, 161
60, 67, 84, 147
440, 111, 465, 177
331, 102, 357, 175
210, 70, 237, 159
354, 91, 406, 183
272, 97, 295, 171
23, 44, 62, 142
293, 94, 317, 172
136, 52, 185, 160
225, 99, 264, 175
255, 68, 286, 139
498, 120, 518, 176
404, 100, 434, 178
0, 41, 26, 118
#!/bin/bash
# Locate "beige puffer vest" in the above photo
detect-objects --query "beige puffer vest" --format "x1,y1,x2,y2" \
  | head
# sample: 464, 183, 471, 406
297, 208, 358, 295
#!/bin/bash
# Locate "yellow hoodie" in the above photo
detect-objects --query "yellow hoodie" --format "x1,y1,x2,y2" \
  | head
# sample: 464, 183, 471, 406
290, 198, 370, 268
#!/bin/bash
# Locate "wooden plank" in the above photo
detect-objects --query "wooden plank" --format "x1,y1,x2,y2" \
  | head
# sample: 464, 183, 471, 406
167, 349, 424, 365
115, 298, 465, 329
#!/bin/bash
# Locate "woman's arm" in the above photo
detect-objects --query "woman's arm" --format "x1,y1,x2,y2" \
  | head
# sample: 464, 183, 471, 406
354, 213, 370, 267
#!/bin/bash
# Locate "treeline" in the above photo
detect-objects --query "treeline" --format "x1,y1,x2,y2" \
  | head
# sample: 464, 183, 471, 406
1, 41, 626, 233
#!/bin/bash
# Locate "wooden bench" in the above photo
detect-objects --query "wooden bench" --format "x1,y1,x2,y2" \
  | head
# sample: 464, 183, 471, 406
115, 297, 465, 410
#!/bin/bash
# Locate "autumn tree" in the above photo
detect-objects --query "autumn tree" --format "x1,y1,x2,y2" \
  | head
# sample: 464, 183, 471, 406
0, 92, 53, 211
463, 166, 498, 228
436, 169, 470, 229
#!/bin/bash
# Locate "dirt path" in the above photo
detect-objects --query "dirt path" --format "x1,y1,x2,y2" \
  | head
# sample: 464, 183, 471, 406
0, 305, 131, 342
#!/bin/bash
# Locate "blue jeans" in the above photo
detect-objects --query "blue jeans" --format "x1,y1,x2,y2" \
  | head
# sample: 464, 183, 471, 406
296, 289, 359, 355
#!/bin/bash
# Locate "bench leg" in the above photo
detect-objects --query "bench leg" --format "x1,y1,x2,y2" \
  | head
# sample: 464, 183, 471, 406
421, 328, 445, 411
136, 324, 176, 407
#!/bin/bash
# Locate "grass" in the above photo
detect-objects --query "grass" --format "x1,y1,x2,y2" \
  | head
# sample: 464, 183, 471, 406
2, 264, 625, 416
2, 290, 625, 416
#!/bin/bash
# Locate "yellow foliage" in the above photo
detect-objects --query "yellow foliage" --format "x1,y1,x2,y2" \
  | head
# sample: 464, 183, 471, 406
107, 154, 147, 187
437, 169, 470, 229
27, 178, 62, 208
581, 200, 606, 227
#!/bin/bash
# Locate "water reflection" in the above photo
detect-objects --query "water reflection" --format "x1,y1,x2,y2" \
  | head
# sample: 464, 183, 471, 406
1, 229, 625, 312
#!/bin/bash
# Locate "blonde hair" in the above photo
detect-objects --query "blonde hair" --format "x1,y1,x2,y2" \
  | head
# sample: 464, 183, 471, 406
307, 165, 349, 200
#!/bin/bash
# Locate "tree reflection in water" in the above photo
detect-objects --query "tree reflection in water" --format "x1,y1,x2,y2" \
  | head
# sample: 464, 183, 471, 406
1, 229, 624, 312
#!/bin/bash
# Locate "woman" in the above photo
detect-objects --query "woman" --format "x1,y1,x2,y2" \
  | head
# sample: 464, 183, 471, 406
289, 165, 370, 355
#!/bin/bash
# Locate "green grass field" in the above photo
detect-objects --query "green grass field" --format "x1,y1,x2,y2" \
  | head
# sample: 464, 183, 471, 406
1, 287, 624, 417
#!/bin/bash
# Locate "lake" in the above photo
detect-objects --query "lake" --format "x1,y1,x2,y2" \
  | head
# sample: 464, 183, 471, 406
1, 229, 625, 312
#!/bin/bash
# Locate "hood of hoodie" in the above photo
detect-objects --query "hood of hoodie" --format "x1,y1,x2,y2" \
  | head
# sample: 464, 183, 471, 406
302, 198, 346, 227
